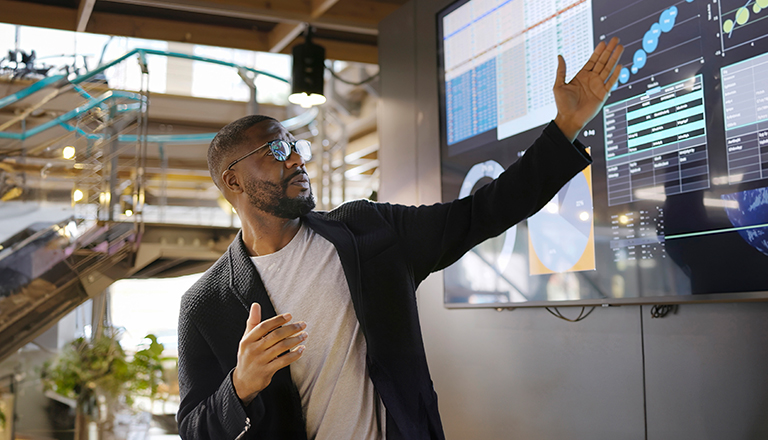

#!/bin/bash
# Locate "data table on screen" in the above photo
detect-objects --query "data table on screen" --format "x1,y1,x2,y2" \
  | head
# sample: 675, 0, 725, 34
721, 52, 768, 185
603, 75, 710, 206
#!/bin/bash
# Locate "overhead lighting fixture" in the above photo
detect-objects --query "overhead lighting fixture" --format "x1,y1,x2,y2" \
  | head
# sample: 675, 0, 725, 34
73, 189, 84, 203
289, 26, 327, 108
62, 146, 75, 160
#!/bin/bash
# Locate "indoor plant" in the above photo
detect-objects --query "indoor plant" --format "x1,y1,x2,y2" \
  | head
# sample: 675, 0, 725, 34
41, 327, 166, 440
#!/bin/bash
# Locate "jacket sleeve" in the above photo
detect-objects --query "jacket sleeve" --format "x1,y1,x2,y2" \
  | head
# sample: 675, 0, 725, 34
176, 302, 265, 440
374, 121, 592, 284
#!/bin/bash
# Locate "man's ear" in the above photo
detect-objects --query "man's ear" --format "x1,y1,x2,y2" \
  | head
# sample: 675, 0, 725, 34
221, 169, 243, 194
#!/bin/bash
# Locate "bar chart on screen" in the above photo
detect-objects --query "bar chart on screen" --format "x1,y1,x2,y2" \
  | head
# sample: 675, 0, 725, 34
593, 0, 704, 92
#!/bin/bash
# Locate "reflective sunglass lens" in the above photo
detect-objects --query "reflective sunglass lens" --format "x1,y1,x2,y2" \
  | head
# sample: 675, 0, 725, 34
271, 140, 290, 161
296, 140, 312, 161
267, 139, 312, 162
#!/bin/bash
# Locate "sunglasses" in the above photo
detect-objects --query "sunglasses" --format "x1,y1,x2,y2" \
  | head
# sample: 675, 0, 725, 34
227, 139, 313, 170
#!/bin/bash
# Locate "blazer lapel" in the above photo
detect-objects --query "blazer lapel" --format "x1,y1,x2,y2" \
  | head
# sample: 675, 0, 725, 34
226, 230, 279, 319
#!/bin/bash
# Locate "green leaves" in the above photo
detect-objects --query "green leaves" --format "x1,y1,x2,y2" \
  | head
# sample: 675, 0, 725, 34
41, 328, 169, 412
128, 334, 167, 400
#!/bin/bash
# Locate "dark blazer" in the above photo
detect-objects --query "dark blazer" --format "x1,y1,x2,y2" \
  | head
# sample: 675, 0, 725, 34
176, 122, 591, 440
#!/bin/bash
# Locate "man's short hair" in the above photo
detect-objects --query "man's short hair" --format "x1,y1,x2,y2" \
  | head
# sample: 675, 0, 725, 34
208, 115, 279, 188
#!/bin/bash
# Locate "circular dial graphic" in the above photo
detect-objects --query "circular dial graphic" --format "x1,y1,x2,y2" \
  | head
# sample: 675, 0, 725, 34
460, 160, 517, 273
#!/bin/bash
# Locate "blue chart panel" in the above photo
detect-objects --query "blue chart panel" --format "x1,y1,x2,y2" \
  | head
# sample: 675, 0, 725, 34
446, 58, 498, 145
446, 71, 474, 145
475, 58, 497, 135
528, 171, 593, 273
624, 6, 679, 80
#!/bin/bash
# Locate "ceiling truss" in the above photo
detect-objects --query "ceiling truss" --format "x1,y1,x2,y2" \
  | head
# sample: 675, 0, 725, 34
0, 0, 406, 64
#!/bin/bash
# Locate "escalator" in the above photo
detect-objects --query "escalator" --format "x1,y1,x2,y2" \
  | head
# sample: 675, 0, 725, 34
0, 215, 240, 362
0, 218, 137, 360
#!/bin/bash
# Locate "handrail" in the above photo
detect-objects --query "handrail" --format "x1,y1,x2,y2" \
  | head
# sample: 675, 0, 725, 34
0, 216, 76, 264
0, 48, 311, 145
0, 48, 288, 113
0, 74, 67, 109
69, 48, 289, 89
0, 90, 144, 140
118, 132, 215, 144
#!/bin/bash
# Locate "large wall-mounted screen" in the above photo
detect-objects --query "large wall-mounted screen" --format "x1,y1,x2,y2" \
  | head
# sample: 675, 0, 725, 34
438, 0, 768, 307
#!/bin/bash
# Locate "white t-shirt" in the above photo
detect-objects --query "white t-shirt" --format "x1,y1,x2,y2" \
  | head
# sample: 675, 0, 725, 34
250, 223, 385, 440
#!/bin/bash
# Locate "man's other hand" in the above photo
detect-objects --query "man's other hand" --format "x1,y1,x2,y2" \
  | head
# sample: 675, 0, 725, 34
232, 303, 307, 405
553, 36, 624, 142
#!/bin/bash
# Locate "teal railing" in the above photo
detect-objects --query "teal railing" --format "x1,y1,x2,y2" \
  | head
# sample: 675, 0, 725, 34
0, 48, 309, 143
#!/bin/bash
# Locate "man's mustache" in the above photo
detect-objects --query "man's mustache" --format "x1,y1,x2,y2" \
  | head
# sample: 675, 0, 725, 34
282, 169, 308, 186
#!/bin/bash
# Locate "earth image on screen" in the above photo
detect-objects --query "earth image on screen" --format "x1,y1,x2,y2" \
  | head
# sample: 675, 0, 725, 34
722, 186, 768, 257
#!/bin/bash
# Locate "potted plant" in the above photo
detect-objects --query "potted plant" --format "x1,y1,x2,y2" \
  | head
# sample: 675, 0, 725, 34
41, 326, 167, 440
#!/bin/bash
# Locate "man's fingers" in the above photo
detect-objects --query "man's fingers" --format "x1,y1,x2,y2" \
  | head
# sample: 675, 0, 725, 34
582, 40, 606, 72
600, 44, 624, 82
605, 63, 623, 92
554, 55, 567, 87
244, 312, 292, 342
244, 303, 261, 335
260, 321, 307, 349
265, 332, 308, 359
267, 345, 305, 372
592, 37, 619, 75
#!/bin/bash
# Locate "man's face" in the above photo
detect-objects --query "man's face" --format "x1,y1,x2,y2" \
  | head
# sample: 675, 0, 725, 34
232, 120, 315, 218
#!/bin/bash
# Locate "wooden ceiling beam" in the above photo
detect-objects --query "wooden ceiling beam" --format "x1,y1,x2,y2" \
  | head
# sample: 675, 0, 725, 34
311, 0, 341, 18
282, 38, 377, 65
0, 0, 78, 32
101, 0, 379, 34
322, 0, 401, 29
267, 0, 339, 53
86, 11, 272, 51
0, 0, 379, 63
76, 0, 98, 32
268, 23, 306, 54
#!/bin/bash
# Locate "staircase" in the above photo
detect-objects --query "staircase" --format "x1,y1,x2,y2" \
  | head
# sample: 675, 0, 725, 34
0, 48, 369, 363
0, 51, 150, 361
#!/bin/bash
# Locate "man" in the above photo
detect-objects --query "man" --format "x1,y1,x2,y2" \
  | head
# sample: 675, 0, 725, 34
177, 38, 623, 440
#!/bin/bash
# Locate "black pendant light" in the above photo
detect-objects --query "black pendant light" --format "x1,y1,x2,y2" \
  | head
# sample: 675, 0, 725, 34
289, 25, 327, 108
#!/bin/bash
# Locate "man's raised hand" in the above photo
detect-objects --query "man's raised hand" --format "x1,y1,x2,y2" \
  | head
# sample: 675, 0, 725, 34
553, 36, 624, 142
232, 303, 307, 405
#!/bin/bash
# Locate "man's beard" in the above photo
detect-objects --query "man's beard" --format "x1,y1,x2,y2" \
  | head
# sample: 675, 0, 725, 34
243, 171, 315, 219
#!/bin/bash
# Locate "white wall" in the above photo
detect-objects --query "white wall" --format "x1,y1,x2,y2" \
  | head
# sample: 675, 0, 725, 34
378, 2, 768, 439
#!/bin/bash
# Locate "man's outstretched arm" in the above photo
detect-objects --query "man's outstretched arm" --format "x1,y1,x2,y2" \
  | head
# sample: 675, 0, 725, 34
373, 39, 624, 282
